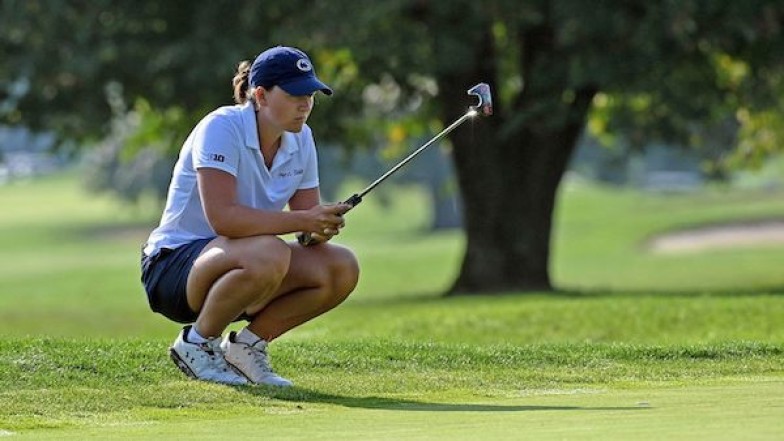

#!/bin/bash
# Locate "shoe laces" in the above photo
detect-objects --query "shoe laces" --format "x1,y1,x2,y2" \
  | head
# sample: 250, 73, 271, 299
242, 340, 274, 373
202, 339, 232, 372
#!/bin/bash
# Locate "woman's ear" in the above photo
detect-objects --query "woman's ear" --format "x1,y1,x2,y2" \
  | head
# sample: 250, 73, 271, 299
254, 87, 268, 108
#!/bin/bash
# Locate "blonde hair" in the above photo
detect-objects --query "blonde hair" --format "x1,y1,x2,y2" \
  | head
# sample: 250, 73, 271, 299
232, 60, 252, 104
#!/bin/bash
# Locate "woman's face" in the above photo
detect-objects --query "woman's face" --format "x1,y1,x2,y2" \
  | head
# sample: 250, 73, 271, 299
259, 86, 315, 133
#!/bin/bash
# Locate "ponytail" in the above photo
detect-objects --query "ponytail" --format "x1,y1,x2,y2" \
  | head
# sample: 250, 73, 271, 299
232, 60, 252, 104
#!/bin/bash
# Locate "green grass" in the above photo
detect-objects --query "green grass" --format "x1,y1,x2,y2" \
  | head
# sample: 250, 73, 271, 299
1, 170, 783, 439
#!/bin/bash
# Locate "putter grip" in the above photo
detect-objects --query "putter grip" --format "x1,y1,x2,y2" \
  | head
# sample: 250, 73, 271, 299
297, 231, 318, 246
298, 194, 363, 247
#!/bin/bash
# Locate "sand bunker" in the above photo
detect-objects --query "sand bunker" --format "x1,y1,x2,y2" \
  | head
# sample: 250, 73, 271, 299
648, 220, 784, 253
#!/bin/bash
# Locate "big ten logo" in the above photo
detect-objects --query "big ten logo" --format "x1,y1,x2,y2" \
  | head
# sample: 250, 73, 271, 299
210, 154, 226, 163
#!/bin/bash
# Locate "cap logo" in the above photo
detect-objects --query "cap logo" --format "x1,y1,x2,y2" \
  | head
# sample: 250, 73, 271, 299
296, 58, 312, 72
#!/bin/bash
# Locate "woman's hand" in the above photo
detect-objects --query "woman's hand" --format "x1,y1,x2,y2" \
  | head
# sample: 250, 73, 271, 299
303, 203, 350, 239
295, 203, 350, 246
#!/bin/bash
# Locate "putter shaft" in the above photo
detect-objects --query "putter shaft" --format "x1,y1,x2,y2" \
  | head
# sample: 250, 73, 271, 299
354, 109, 477, 203
298, 82, 492, 246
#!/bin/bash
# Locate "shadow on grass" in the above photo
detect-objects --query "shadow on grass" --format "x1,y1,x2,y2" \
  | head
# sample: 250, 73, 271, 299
555, 285, 784, 298
240, 387, 647, 412
352, 284, 784, 307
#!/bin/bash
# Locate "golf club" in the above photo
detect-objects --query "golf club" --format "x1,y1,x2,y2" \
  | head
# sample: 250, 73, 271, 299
299, 82, 493, 246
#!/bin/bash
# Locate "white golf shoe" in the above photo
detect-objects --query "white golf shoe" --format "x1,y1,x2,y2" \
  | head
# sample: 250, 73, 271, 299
169, 326, 248, 386
221, 332, 294, 387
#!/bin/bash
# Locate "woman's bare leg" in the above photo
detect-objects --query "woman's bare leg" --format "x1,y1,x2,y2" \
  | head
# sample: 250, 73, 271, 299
245, 242, 359, 341
185, 235, 291, 337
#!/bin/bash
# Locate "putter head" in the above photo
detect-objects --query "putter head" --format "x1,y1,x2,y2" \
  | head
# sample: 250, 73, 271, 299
467, 83, 493, 116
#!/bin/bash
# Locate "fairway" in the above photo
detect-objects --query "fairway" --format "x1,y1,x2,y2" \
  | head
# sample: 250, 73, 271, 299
7, 381, 782, 441
0, 172, 783, 440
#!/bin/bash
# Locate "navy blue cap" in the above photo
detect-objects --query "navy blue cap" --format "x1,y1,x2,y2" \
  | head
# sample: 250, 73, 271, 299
249, 46, 333, 96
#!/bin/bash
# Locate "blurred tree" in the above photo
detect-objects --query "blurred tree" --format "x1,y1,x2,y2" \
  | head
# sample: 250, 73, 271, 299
295, 0, 784, 293
2, 0, 783, 293
1, 1, 280, 139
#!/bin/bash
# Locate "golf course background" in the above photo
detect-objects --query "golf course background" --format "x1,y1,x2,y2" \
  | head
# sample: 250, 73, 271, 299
0, 170, 782, 440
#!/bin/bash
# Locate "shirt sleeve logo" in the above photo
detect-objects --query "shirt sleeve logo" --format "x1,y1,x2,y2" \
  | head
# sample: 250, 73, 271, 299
210, 153, 226, 163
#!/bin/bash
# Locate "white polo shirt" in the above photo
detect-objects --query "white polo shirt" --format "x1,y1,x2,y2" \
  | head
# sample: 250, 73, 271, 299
143, 102, 319, 257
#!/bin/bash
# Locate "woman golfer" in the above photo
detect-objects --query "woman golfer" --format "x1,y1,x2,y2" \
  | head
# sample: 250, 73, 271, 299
141, 46, 359, 386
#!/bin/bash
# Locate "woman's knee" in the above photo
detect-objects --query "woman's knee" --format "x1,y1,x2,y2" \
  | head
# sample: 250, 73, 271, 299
329, 245, 360, 295
236, 236, 292, 284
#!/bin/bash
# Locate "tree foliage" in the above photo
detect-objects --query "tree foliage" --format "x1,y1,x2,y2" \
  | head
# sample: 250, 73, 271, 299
5, 1, 782, 162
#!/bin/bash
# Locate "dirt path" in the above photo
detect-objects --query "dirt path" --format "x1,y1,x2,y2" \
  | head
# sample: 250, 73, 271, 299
648, 220, 784, 253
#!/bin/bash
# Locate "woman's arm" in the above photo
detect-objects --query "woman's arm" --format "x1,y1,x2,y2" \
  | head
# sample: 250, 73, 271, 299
197, 168, 345, 238
287, 187, 321, 211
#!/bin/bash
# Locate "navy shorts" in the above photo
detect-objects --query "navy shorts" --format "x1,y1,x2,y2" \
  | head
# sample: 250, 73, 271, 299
140, 238, 212, 324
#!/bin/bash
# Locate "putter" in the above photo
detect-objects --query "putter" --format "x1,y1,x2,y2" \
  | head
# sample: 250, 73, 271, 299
299, 82, 493, 246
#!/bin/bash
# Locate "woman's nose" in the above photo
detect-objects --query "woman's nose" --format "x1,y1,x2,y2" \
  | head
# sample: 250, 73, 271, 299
298, 95, 314, 109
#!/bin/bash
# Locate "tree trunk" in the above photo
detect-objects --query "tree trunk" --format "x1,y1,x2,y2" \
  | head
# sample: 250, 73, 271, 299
441, 24, 597, 295
447, 114, 587, 294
